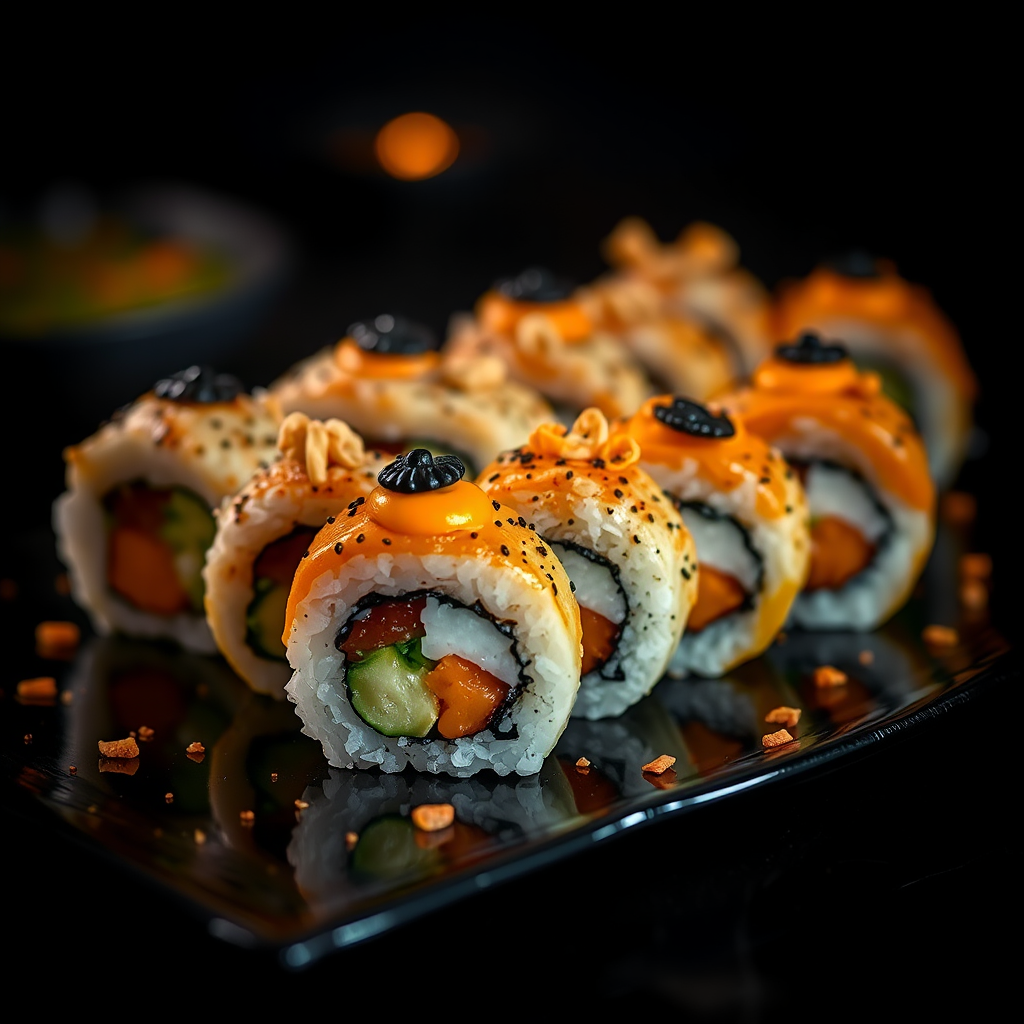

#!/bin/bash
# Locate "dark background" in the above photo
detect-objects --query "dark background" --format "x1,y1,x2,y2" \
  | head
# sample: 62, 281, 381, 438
2, 19, 1017, 1018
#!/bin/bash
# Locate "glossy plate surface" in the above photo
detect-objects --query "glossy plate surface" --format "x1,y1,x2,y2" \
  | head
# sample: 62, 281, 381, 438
0, 503, 1010, 971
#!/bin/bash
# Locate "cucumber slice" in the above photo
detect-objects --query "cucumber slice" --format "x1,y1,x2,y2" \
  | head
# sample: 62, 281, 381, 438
347, 644, 439, 738
159, 487, 216, 613
245, 578, 289, 661
349, 816, 440, 880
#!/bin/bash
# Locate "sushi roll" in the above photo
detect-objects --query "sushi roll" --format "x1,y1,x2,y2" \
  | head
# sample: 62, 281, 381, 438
282, 447, 583, 778
717, 331, 936, 631
772, 251, 977, 490
269, 313, 553, 477
615, 394, 811, 678
601, 218, 774, 378
202, 412, 390, 697
53, 366, 282, 654
475, 408, 698, 720
576, 272, 740, 402
443, 266, 653, 423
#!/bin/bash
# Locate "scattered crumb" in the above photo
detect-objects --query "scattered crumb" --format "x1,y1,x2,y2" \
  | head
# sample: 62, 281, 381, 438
575, 756, 591, 770
0, 578, 17, 600
239, 809, 255, 825
165, 792, 174, 803
940, 490, 976, 524
642, 754, 677, 775
294, 799, 309, 810
960, 552, 992, 580
345, 831, 359, 851
60, 690, 74, 705
960, 578, 989, 610
858, 649, 875, 666
411, 803, 456, 832
69, 766, 77, 775
185, 741, 205, 754
270, 772, 279, 783
137, 725, 155, 741
194, 829, 207, 845
98, 736, 139, 758
923, 624, 959, 647
762, 728, 794, 748
765, 706, 801, 729
23, 734, 31, 744
35, 620, 81, 659
813, 665, 848, 688
16, 676, 58, 702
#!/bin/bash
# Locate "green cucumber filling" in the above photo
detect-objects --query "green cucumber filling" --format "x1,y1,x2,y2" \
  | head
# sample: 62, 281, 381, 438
347, 640, 439, 738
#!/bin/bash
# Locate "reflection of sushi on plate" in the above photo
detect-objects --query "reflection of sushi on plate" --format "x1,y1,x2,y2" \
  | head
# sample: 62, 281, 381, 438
286, 759, 574, 905
552, 693, 691, 806
269, 313, 553, 477
601, 218, 774, 377
616, 395, 811, 678
444, 267, 653, 423
718, 331, 936, 631
772, 251, 977, 490
282, 448, 583, 778
53, 366, 282, 654
203, 413, 389, 698
476, 407, 698, 720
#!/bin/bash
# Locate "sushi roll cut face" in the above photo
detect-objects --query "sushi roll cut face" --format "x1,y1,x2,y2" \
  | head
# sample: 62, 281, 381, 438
718, 331, 936, 631
476, 407, 699, 720
444, 267, 653, 423
600, 218, 774, 378
53, 366, 282, 654
772, 255, 976, 489
282, 448, 583, 777
618, 394, 811, 678
269, 313, 553, 478
202, 413, 390, 697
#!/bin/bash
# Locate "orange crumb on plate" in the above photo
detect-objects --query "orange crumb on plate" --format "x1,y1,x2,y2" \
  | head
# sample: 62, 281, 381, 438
922, 624, 959, 647
959, 578, 989, 610
35, 620, 80, 658
411, 803, 455, 832
138, 725, 155, 741
858, 649, 875, 666
185, 741, 204, 754
17, 676, 57, 702
959, 552, 992, 579
345, 831, 359, 851
98, 736, 139, 758
641, 754, 676, 774
762, 728, 794, 748
765, 706, 801, 728
813, 665, 848, 688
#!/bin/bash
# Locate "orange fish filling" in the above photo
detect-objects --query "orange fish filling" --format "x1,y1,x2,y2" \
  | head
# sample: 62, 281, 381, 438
578, 605, 622, 676
108, 527, 190, 615
424, 654, 510, 739
687, 565, 747, 633
806, 516, 876, 592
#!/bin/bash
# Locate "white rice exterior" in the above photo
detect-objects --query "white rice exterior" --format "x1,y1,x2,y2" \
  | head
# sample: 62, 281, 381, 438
270, 346, 553, 474
202, 455, 386, 697
768, 419, 935, 631
53, 392, 280, 654
492, 483, 697, 720
650, 455, 810, 678
283, 551, 581, 778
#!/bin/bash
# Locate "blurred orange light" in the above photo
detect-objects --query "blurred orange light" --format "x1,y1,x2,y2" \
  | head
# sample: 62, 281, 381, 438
374, 112, 459, 181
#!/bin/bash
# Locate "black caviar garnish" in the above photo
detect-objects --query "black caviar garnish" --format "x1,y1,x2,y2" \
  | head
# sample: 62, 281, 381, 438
822, 249, 883, 279
493, 266, 575, 303
154, 365, 244, 403
377, 448, 465, 493
346, 314, 438, 355
654, 397, 735, 439
775, 330, 848, 365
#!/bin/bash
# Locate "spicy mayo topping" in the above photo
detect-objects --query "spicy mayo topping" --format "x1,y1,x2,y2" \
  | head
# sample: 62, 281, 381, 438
616, 396, 794, 521
720, 332, 935, 512
476, 267, 594, 343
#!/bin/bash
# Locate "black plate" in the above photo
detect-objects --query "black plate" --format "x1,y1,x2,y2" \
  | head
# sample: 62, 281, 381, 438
0, 489, 1012, 975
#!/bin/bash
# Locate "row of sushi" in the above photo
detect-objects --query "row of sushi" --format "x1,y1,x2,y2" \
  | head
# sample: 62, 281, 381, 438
53, 269, 939, 778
